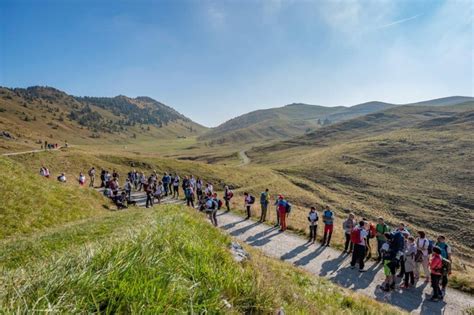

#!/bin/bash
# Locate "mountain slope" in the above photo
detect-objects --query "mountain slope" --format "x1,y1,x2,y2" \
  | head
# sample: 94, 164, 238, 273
0, 86, 206, 152
200, 97, 472, 145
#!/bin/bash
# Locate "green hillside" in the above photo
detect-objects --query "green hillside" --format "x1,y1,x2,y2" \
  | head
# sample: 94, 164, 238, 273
199, 97, 472, 145
0, 86, 206, 153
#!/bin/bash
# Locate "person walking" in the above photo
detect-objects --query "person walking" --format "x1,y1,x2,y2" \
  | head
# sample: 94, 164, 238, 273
208, 193, 219, 226
259, 189, 269, 222
275, 195, 288, 232
223, 185, 233, 211
429, 246, 443, 302
343, 213, 355, 253
350, 221, 368, 272
401, 236, 417, 289
78, 172, 86, 186
124, 178, 133, 201
162, 173, 170, 196
321, 206, 334, 247
172, 174, 180, 198
185, 185, 195, 208
145, 179, 154, 208
415, 231, 430, 283
88, 167, 96, 188
154, 181, 164, 204
435, 235, 452, 296
307, 207, 319, 243
244, 192, 254, 219
376, 217, 390, 262
364, 218, 376, 260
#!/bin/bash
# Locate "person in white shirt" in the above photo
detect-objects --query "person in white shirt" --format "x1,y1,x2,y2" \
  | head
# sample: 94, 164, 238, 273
350, 221, 368, 272
307, 207, 319, 243
78, 172, 86, 186
57, 173, 67, 183
415, 230, 430, 282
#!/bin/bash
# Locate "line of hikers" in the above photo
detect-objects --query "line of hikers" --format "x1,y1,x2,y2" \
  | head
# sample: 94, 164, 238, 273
39, 167, 453, 302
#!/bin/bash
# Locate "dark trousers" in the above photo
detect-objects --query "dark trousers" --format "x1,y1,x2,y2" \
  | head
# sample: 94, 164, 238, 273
399, 255, 405, 276
404, 272, 415, 286
125, 190, 131, 201
210, 210, 218, 226
431, 274, 442, 299
186, 197, 194, 208
260, 203, 268, 221
169, 183, 173, 194
173, 186, 179, 198
344, 233, 354, 252
377, 239, 385, 259
163, 185, 169, 196
146, 193, 153, 208
225, 199, 230, 211
351, 244, 366, 270
246, 206, 251, 218
309, 225, 317, 242
442, 275, 448, 290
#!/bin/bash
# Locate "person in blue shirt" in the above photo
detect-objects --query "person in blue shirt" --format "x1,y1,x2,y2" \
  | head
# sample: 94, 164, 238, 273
321, 205, 334, 246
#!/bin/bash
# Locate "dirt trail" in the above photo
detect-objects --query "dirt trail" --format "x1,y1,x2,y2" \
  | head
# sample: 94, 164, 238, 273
2, 147, 63, 156
238, 150, 250, 166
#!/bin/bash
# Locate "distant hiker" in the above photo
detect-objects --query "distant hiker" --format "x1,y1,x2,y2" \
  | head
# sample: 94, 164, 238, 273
415, 231, 431, 282
144, 179, 154, 208
88, 167, 96, 187
196, 177, 203, 200
244, 192, 255, 220
205, 183, 214, 196
172, 174, 180, 198
376, 217, 390, 262
115, 192, 128, 210
40, 166, 50, 178
139, 173, 146, 191
364, 218, 376, 260
207, 194, 219, 226
100, 170, 106, 187
44, 140, 48, 150
189, 176, 196, 189
321, 206, 334, 247
380, 233, 397, 292
401, 236, 417, 289
429, 246, 443, 302
78, 172, 86, 186
132, 170, 139, 189
275, 195, 289, 232
350, 221, 368, 272
224, 185, 233, 211
112, 169, 119, 180
154, 181, 164, 204
259, 188, 270, 222
307, 207, 319, 243
185, 185, 195, 208
435, 235, 452, 296
57, 173, 66, 182
343, 213, 355, 253
397, 231, 410, 278
162, 173, 170, 196
124, 178, 133, 200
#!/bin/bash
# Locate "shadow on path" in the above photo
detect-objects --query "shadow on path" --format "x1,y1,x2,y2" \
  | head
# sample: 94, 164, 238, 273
294, 245, 327, 266
319, 252, 348, 277
245, 226, 278, 243
280, 244, 311, 261
229, 221, 261, 237
220, 218, 248, 231
248, 231, 282, 247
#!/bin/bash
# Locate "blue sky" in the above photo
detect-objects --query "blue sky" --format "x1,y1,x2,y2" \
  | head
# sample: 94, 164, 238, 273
1, 0, 472, 126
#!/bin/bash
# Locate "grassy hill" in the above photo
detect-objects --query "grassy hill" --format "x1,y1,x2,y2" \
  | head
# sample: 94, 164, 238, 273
248, 103, 474, 263
0, 86, 206, 153
199, 97, 472, 145
0, 157, 402, 314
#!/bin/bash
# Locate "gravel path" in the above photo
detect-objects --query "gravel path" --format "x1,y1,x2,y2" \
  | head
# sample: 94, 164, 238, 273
238, 150, 251, 166
215, 210, 474, 315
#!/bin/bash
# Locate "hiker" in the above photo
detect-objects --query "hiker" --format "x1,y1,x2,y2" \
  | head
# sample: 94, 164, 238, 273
132, 170, 139, 189
78, 172, 86, 186
415, 231, 431, 283
275, 195, 289, 232
115, 192, 128, 210
364, 218, 376, 260
376, 217, 390, 262
321, 206, 334, 247
40, 166, 50, 178
154, 181, 164, 204
244, 192, 255, 220
223, 185, 233, 211
162, 173, 170, 196
139, 172, 146, 191
397, 231, 411, 278
307, 207, 319, 243
205, 183, 214, 196
57, 173, 67, 182
88, 167, 96, 187
112, 169, 119, 180
189, 175, 196, 189
259, 188, 269, 222
429, 246, 444, 302
380, 233, 397, 292
185, 185, 195, 208
207, 193, 219, 226
350, 221, 368, 272
100, 170, 106, 187
401, 236, 417, 289
124, 178, 133, 201
144, 179, 154, 208
435, 235, 452, 296
196, 177, 203, 200
172, 174, 180, 198
343, 213, 355, 253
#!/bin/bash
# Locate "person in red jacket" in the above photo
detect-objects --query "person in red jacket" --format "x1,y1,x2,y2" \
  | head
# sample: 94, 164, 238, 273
429, 247, 443, 302
275, 195, 288, 232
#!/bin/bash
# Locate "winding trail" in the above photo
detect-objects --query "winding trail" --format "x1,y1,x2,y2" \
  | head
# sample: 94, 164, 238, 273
103, 187, 473, 314
2, 147, 63, 156
238, 150, 251, 166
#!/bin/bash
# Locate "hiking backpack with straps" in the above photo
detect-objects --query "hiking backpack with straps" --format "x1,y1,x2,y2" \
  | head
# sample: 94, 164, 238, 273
249, 195, 255, 204
285, 202, 292, 214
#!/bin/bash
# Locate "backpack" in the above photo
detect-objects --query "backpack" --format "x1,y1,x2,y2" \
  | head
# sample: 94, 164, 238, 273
285, 202, 292, 214
217, 199, 223, 210
249, 195, 255, 204
437, 242, 448, 258
260, 192, 268, 204
369, 223, 376, 239
441, 258, 451, 276
427, 240, 434, 255
351, 228, 361, 244
226, 190, 233, 199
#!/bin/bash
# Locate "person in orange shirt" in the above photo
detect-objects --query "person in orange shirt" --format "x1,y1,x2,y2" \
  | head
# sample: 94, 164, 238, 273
429, 247, 443, 301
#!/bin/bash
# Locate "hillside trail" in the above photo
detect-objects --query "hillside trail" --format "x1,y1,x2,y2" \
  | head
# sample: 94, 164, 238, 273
2, 146, 63, 156
107, 189, 473, 314
238, 150, 251, 166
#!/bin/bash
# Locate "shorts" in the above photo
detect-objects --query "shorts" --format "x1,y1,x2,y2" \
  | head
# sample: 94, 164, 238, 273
384, 260, 397, 276
324, 224, 334, 233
